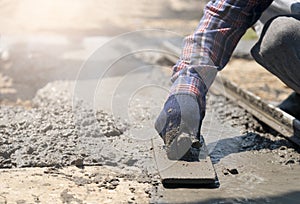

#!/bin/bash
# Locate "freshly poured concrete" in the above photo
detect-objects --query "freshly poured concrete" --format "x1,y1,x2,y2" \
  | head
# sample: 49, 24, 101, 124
1, 75, 300, 203
0, 33, 300, 203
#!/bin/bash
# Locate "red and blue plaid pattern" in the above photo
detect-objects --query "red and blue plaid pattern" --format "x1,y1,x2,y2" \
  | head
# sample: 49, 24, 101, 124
170, 0, 273, 98
170, 76, 203, 96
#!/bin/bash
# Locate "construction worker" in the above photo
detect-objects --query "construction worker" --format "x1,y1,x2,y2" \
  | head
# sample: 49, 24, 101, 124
155, 0, 300, 149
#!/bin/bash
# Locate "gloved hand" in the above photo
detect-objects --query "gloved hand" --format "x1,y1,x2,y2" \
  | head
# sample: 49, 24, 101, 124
154, 75, 207, 159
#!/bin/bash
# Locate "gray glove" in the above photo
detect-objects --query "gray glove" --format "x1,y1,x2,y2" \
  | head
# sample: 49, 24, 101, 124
155, 75, 207, 160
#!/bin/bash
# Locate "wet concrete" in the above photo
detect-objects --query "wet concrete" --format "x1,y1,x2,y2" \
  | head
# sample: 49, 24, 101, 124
1, 75, 300, 203
0, 81, 127, 168
158, 92, 300, 203
0, 34, 300, 203
0, 78, 164, 200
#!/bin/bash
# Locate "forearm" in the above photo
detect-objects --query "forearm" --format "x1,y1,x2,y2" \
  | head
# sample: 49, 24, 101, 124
171, 0, 273, 96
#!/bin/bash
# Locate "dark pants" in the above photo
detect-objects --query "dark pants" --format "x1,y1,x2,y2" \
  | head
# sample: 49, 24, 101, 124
251, 15, 300, 94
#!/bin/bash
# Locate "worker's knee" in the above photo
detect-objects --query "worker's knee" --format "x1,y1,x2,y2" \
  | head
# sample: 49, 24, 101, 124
257, 15, 300, 56
251, 15, 300, 68
251, 15, 300, 93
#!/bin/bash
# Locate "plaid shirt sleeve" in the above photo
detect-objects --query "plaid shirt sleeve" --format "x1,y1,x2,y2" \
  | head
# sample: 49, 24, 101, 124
170, 0, 273, 98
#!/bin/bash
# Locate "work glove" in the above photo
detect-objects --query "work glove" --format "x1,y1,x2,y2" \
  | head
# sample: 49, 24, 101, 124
155, 75, 207, 159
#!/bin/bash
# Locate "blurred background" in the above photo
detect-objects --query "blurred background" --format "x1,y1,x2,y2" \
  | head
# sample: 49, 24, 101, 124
0, 0, 292, 105
0, 0, 206, 103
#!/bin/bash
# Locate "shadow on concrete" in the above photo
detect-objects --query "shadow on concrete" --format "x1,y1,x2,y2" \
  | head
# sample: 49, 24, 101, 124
208, 130, 297, 164
184, 190, 300, 204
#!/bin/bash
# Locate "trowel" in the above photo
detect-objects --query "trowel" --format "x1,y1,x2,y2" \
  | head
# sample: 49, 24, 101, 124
152, 134, 218, 187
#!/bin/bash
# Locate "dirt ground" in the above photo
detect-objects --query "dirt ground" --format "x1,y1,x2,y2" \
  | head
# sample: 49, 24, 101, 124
222, 59, 293, 103
0, 1, 299, 203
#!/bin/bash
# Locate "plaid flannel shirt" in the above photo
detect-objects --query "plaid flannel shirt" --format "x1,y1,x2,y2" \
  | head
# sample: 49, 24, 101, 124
170, 0, 274, 99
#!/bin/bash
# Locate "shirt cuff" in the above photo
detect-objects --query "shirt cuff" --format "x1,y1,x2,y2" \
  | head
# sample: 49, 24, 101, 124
169, 75, 208, 98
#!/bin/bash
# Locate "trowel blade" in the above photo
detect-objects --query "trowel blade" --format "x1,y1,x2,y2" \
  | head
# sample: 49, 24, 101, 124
152, 135, 217, 186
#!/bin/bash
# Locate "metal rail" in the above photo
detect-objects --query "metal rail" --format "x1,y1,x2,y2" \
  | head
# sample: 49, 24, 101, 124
162, 41, 300, 147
